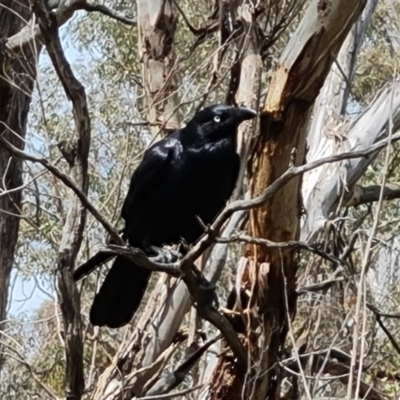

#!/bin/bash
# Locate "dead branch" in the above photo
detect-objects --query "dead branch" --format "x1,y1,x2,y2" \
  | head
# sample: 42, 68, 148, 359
76, 244, 248, 370
297, 277, 344, 295
283, 348, 384, 400
323, 360, 384, 400
0, 131, 247, 371
3, 122, 400, 260
3, 121, 400, 266
367, 303, 400, 356
96, 245, 181, 276
187, 130, 400, 264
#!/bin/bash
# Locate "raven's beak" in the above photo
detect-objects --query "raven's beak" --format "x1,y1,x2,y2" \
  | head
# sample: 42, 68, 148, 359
231, 107, 257, 124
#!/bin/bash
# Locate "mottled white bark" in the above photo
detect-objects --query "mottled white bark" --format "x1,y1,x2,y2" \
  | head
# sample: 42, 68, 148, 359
302, 80, 400, 241
301, 0, 384, 242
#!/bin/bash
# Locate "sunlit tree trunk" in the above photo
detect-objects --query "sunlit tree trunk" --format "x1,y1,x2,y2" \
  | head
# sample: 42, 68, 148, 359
210, 1, 367, 398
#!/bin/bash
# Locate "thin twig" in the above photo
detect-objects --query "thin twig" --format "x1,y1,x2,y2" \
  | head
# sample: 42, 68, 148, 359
216, 234, 343, 266
135, 384, 204, 400
366, 303, 400, 319
281, 256, 313, 400
348, 64, 397, 400
81, 1, 136, 25
5, 0, 135, 57
0, 135, 122, 243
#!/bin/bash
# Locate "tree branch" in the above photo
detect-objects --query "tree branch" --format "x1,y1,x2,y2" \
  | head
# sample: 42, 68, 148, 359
345, 182, 400, 207
374, 315, 400, 356
145, 336, 219, 395
3, 121, 400, 264
4, 0, 135, 59
32, 0, 91, 397
3, 85, 400, 380
303, 79, 400, 241
216, 233, 344, 266
186, 130, 400, 265
0, 134, 122, 244
297, 277, 344, 295
97, 245, 181, 276
136, 385, 203, 400
366, 303, 400, 319
80, 2, 136, 26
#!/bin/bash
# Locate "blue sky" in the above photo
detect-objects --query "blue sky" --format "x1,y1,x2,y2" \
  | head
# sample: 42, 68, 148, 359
8, 15, 85, 318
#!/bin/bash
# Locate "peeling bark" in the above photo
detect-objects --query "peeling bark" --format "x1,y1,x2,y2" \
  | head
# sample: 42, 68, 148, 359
0, 0, 37, 374
210, 1, 367, 398
137, 0, 180, 135
302, 0, 379, 241
302, 80, 400, 241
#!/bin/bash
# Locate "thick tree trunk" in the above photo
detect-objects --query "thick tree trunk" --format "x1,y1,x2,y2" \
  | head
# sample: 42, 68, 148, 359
302, 0, 379, 242
210, 1, 367, 399
0, 0, 37, 374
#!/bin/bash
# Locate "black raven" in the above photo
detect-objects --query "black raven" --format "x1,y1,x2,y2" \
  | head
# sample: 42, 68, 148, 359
74, 104, 256, 328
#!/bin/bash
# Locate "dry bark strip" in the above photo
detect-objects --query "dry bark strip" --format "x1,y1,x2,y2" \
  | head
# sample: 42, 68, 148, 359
210, 0, 368, 399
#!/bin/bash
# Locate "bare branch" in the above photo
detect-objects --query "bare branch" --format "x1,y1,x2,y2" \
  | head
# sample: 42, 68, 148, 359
97, 245, 181, 276
4, 0, 135, 57
136, 385, 203, 400
345, 182, 400, 206
297, 277, 345, 295
366, 303, 400, 319
0, 341, 60, 400
80, 2, 136, 26
145, 336, 219, 395
0, 135, 121, 244
3, 116, 400, 275
187, 130, 400, 265
3, 121, 400, 271
216, 233, 344, 266
374, 315, 400, 356
0, 130, 248, 370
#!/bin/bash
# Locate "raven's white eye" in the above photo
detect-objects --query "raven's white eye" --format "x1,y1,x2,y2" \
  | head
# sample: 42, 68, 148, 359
213, 116, 221, 123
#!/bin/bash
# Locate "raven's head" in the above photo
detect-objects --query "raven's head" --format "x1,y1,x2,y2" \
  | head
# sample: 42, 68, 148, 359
184, 104, 257, 144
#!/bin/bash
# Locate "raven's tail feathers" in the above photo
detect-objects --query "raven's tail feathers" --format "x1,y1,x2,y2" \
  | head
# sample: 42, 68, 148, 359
89, 256, 151, 328
73, 252, 114, 282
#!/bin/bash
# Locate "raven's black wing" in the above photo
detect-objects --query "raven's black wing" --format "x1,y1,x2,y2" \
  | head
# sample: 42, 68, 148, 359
73, 135, 178, 282
88, 137, 180, 327
120, 135, 179, 227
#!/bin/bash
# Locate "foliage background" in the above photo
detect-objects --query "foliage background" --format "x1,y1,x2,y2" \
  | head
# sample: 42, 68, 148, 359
1, 0, 400, 398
